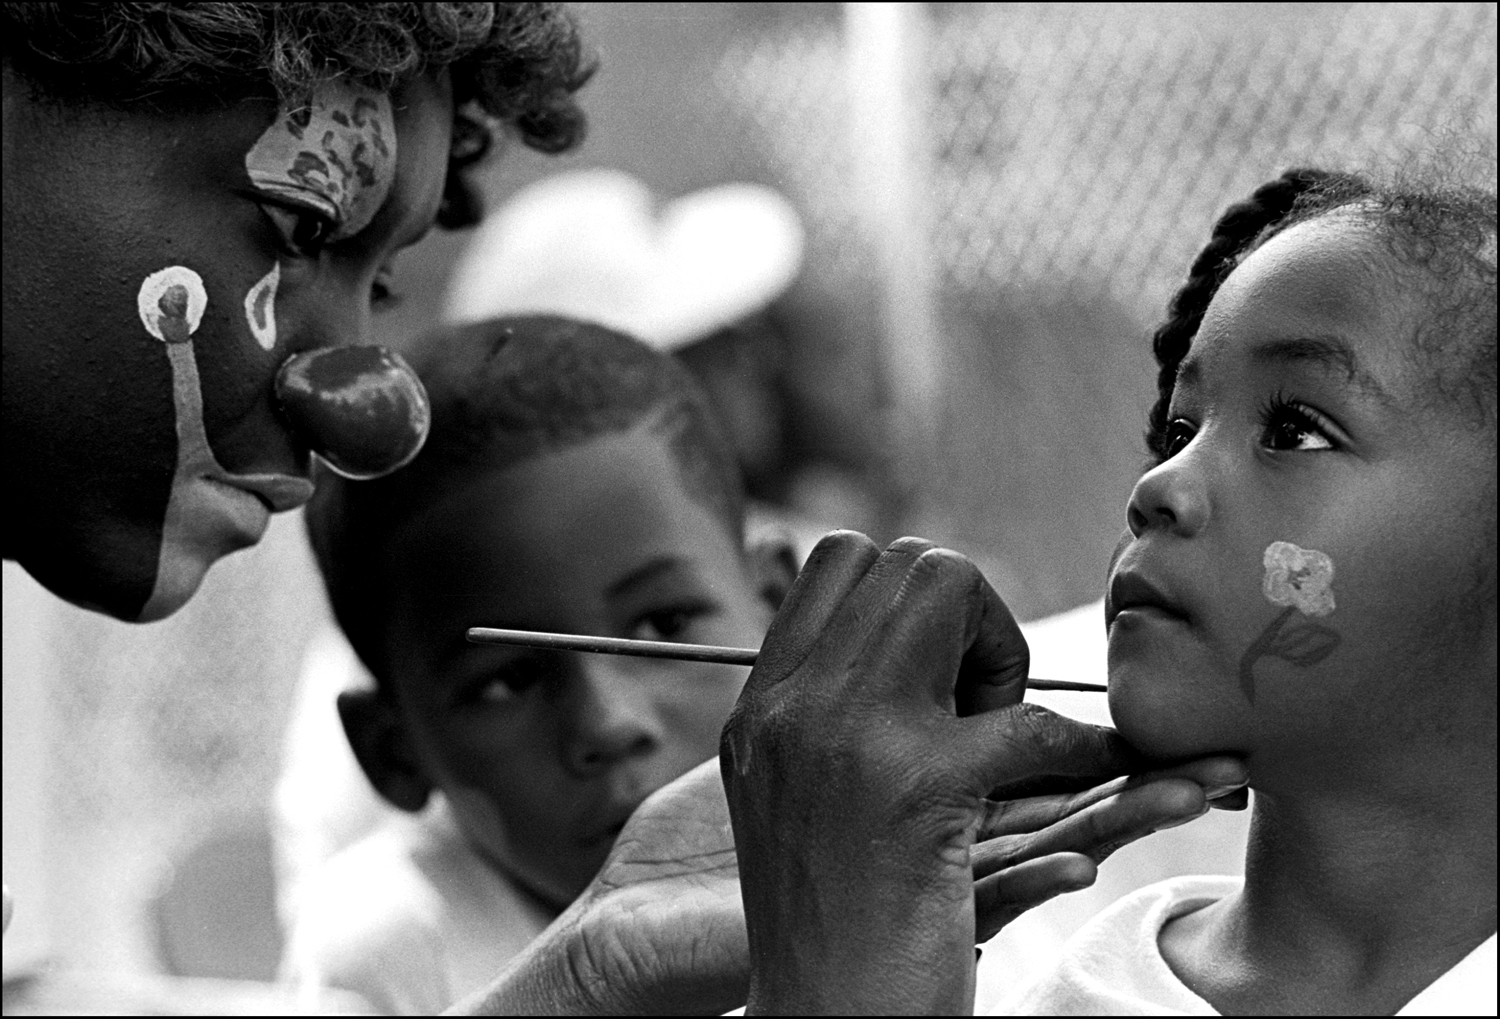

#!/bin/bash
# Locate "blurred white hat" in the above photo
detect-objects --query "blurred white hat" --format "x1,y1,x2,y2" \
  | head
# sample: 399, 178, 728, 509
443, 169, 805, 350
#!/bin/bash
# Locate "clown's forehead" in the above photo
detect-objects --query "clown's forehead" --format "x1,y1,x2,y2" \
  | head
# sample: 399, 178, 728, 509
244, 80, 397, 240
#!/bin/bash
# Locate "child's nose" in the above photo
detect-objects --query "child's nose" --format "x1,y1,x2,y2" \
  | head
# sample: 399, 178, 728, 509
560, 661, 661, 777
1126, 456, 1210, 539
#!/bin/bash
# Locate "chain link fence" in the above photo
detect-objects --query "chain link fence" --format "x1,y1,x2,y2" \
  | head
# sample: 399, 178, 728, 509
929, 2, 1497, 317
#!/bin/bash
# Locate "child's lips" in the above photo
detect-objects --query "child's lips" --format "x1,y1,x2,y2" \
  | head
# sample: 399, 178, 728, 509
1107, 571, 1191, 627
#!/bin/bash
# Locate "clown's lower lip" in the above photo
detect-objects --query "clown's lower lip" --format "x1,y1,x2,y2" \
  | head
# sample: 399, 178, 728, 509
200, 477, 273, 543
214, 473, 317, 513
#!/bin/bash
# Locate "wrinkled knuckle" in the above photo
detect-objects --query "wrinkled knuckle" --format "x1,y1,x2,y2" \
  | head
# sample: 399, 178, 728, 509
1006, 699, 1058, 730
981, 796, 1014, 830
1007, 702, 1077, 757
719, 700, 766, 778
915, 546, 982, 589
971, 834, 1021, 874
889, 535, 938, 558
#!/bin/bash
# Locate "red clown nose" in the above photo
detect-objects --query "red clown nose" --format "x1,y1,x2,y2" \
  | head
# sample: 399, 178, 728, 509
274, 346, 431, 480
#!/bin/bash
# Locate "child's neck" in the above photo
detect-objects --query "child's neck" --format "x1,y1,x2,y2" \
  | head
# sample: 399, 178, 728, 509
1162, 766, 1497, 1015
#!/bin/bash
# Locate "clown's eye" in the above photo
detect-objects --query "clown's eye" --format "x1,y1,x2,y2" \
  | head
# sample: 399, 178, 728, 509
1259, 394, 1336, 452
261, 203, 336, 257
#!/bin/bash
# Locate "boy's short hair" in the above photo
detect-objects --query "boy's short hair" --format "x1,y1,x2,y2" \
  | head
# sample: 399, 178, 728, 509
1, 2, 593, 227
305, 315, 746, 686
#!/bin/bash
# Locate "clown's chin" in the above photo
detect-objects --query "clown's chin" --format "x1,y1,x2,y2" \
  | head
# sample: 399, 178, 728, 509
135, 477, 270, 621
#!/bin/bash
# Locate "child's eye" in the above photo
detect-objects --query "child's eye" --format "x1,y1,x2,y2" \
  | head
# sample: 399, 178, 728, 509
1162, 418, 1197, 460
1259, 394, 1336, 452
463, 656, 554, 706
260, 202, 336, 257
629, 603, 718, 643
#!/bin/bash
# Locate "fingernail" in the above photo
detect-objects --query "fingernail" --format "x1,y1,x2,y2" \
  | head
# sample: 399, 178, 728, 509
1203, 780, 1248, 799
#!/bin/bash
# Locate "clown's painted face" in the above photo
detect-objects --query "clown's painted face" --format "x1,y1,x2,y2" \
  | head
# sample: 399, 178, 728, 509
3, 72, 451, 620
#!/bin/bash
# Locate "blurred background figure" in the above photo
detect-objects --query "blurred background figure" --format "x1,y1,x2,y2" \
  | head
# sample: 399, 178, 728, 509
448, 167, 811, 512
445, 169, 802, 350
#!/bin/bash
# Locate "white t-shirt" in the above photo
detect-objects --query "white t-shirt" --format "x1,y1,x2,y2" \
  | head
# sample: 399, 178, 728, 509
998, 875, 1498, 1016
279, 796, 556, 1015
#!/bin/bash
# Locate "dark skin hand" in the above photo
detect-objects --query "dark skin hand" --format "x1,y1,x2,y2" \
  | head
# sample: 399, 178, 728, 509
451, 531, 1243, 1016
722, 532, 1245, 1015
449, 755, 1242, 1016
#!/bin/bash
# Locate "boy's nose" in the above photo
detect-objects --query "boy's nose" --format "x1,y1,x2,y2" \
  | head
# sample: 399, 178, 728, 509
560, 661, 661, 777
1127, 456, 1210, 539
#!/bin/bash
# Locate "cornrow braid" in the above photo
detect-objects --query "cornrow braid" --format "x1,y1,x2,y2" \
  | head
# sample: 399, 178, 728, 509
1145, 168, 1358, 459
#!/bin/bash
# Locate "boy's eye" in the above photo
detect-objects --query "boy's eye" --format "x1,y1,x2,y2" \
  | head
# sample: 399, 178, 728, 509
629, 603, 717, 643
463, 656, 555, 706
1162, 418, 1197, 459
261, 203, 336, 257
1259, 395, 1336, 452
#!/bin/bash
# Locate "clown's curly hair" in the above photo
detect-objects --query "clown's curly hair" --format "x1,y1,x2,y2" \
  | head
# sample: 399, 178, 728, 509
2, 3, 594, 226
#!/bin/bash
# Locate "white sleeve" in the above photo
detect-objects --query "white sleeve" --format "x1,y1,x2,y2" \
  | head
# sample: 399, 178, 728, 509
279, 852, 452, 1016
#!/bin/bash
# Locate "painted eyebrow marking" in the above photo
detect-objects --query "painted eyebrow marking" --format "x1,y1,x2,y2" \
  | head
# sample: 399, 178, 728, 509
1249, 335, 1394, 405
245, 81, 397, 241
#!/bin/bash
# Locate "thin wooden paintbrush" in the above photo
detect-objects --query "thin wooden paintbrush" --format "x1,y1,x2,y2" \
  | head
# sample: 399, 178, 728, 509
466, 627, 1107, 693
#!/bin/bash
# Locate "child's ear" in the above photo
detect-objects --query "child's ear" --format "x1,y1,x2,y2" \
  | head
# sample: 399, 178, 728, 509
337, 689, 432, 813
745, 536, 801, 611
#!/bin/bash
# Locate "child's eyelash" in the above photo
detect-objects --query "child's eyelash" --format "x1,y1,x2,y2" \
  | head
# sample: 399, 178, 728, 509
1258, 390, 1309, 426
1257, 390, 1338, 451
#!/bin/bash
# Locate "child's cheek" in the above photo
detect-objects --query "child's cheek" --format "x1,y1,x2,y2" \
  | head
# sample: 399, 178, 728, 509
1235, 540, 1343, 705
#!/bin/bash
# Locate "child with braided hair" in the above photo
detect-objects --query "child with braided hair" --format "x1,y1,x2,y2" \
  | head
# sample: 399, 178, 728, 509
994, 165, 1498, 1014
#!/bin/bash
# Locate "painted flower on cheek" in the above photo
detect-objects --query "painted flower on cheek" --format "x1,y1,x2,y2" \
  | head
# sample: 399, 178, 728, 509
1262, 540, 1335, 617
1239, 540, 1341, 702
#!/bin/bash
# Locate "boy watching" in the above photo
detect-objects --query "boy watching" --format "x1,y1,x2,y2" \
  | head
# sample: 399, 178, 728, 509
288, 315, 796, 1014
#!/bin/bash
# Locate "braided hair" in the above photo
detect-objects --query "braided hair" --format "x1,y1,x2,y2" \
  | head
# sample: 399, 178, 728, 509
1147, 169, 1358, 459
1147, 163, 1497, 460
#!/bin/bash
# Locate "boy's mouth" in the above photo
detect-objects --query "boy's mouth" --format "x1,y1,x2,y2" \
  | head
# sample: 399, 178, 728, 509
579, 801, 645, 848
1106, 571, 1190, 627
